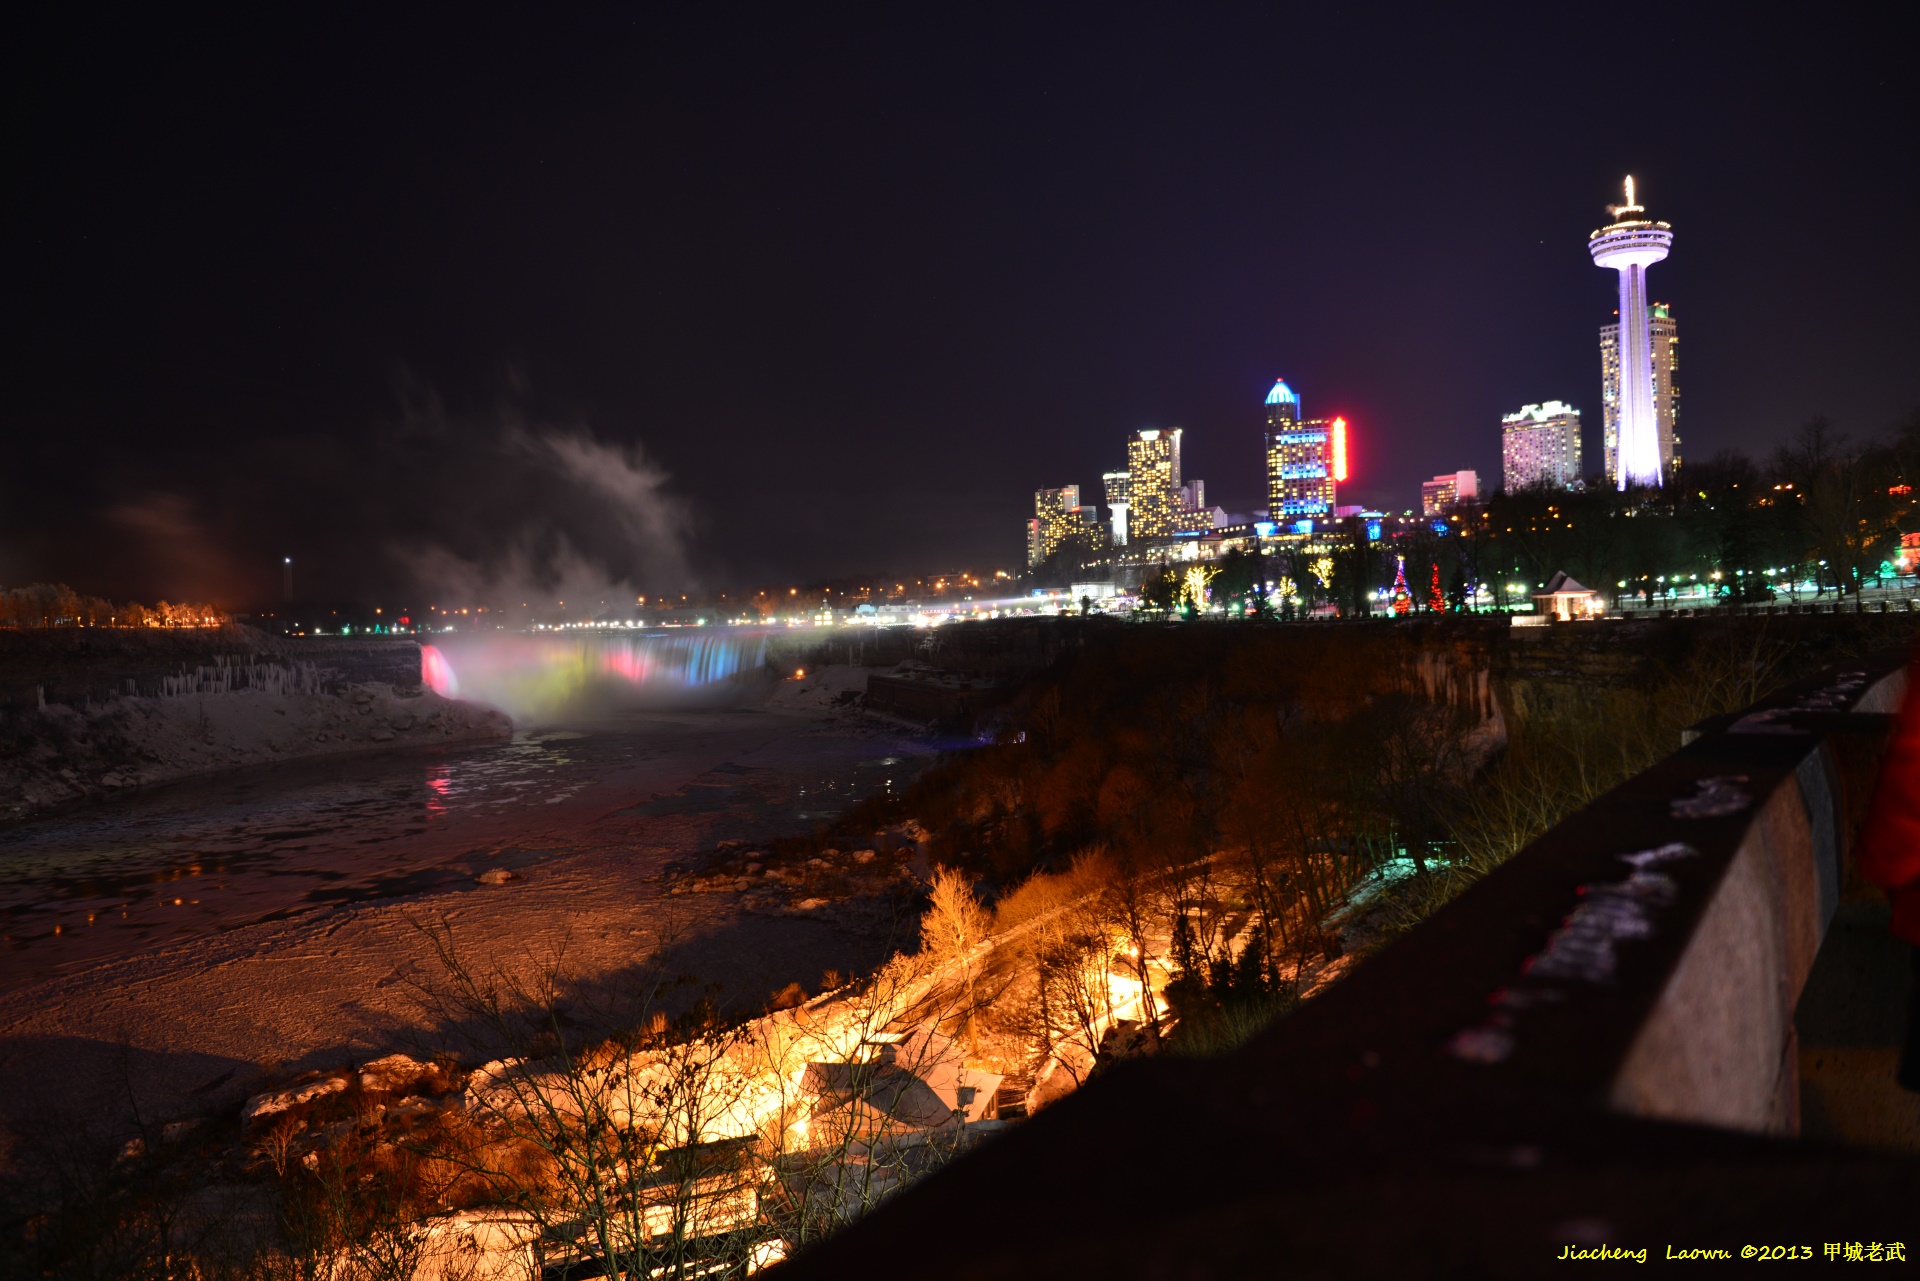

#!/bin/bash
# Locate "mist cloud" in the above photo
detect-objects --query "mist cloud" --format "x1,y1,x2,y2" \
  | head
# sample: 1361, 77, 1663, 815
387, 402, 698, 614
5, 374, 705, 609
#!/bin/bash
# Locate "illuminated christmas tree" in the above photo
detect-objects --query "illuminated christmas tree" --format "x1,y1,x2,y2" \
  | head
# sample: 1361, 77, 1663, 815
1429, 563, 1445, 613
1391, 555, 1412, 616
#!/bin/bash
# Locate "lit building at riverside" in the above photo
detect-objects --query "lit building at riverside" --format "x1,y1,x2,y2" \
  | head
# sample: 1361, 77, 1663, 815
1172, 477, 1220, 534
1588, 176, 1675, 488
1420, 470, 1480, 517
1102, 470, 1131, 546
1600, 301, 1680, 485
1125, 428, 1184, 540
1026, 485, 1103, 568
1501, 401, 1584, 491
1263, 378, 1347, 518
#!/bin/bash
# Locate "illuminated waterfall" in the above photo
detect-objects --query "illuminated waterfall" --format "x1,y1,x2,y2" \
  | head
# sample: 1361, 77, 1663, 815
422, 630, 772, 722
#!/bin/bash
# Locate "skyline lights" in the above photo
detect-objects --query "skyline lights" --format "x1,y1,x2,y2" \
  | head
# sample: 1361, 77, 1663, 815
1007, 175, 1739, 583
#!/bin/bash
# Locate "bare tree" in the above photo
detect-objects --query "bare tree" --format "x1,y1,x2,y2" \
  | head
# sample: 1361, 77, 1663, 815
406, 919, 765, 1280
919, 868, 991, 1050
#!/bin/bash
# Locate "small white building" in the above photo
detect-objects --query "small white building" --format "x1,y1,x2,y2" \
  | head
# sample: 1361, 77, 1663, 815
1531, 571, 1603, 621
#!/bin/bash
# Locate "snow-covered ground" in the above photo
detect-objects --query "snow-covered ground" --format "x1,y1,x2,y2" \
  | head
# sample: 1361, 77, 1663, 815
759, 663, 875, 714
1, 679, 511, 820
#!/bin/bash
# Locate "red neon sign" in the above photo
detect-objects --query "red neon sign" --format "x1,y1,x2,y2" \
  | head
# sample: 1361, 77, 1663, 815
1331, 417, 1349, 483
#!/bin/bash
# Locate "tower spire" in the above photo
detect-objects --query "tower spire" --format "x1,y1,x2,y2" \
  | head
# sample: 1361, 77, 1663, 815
1606, 174, 1645, 222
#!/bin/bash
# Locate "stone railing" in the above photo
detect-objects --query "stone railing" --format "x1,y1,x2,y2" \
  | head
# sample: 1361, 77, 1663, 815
775, 651, 1920, 1277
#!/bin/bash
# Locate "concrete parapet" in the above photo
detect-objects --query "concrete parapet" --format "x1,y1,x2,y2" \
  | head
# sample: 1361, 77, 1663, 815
1610, 666, 1905, 1132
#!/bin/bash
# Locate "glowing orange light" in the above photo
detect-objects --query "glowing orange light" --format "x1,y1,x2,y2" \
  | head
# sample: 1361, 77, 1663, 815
1331, 417, 1349, 483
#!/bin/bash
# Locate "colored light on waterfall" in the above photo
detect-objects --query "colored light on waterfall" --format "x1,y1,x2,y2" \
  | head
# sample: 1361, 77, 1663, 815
420, 644, 458, 697
420, 631, 774, 721
1331, 418, 1349, 482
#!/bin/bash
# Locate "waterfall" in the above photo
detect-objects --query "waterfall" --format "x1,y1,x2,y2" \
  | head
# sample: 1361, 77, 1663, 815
423, 629, 773, 722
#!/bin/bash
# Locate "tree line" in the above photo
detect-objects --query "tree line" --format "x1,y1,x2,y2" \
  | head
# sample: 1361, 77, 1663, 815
1450, 415, 1920, 608
0, 582, 226, 629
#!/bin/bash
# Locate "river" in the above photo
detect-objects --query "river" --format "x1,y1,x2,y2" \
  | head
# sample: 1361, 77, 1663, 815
0, 671, 934, 1134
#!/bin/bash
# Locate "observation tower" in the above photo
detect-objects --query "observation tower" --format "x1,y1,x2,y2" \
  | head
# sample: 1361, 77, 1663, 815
1588, 176, 1673, 489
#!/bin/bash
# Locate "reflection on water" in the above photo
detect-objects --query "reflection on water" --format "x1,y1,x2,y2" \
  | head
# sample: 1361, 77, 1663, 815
793, 755, 903, 824
0, 735, 585, 891
0, 733, 593, 977
0, 714, 928, 992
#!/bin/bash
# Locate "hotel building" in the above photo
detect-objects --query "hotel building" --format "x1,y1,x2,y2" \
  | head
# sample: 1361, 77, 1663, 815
1502, 402, 1584, 492
1026, 485, 1102, 567
1125, 428, 1184, 541
1420, 470, 1480, 517
1264, 378, 1345, 518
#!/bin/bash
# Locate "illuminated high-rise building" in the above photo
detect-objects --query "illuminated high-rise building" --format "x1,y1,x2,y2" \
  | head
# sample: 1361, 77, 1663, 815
1588, 177, 1674, 488
1421, 470, 1480, 517
1501, 401, 1583, 491
1600, 302, 1680, 485
1102, 469, 1131, 547
1263, 378, 1346, 518
1027, 485, 1101, 567
1125, 428, 1183, 540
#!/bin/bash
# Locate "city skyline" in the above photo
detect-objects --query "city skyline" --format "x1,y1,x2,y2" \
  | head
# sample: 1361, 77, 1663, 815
1021, 179, 1694, 537
4, 10, 1916, 605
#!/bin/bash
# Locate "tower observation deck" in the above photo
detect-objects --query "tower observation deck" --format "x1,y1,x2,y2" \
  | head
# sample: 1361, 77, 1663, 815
1588, 176, 1673, 489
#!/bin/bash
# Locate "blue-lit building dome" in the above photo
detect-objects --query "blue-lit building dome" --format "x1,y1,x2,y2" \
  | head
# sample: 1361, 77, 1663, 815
1265, 379, 1297, 406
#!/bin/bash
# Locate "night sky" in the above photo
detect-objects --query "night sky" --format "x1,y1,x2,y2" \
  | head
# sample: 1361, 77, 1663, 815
5, 7, 1916, 607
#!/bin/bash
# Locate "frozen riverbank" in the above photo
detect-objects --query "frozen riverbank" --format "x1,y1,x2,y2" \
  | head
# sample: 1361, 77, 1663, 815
0, 630, 510, 820
0, 667, 935, 1161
